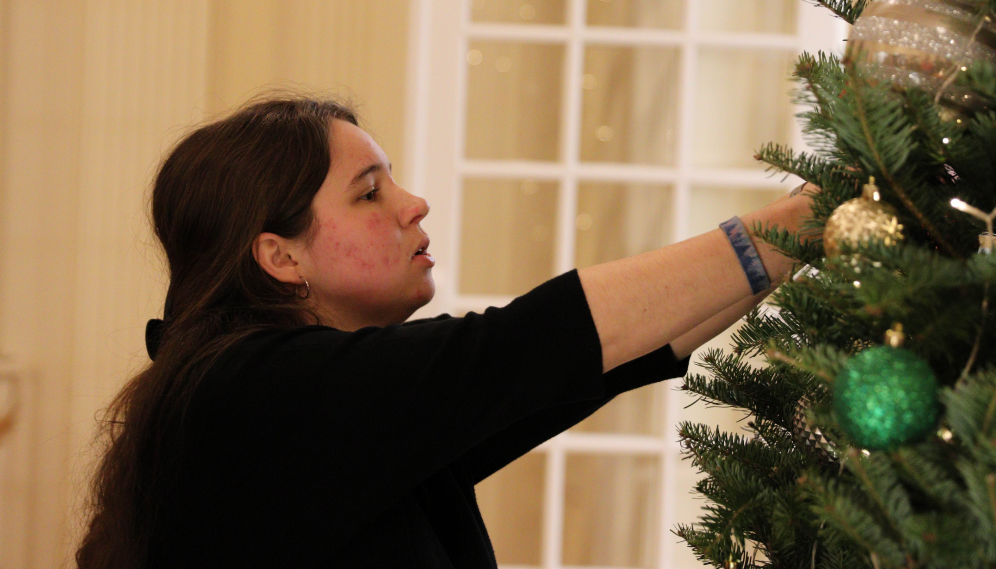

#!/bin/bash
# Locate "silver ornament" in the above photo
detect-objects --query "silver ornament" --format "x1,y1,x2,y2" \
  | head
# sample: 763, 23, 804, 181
793, 397, 838, 462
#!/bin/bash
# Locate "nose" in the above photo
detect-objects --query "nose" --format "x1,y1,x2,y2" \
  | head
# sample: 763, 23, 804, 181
399, 189, 430, 227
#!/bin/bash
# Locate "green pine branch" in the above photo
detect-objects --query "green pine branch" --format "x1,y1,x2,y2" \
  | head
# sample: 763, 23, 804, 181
676, 1, 996, 565
681, 349, 806, 427
794, 52, 849, 154
804, 474, 907, 568
754, 142, 857, 224
806, 0, 868, 24
841, 67, 960, 257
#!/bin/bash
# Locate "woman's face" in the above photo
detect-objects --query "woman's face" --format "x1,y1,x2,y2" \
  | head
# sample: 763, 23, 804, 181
294, 120, 435, 330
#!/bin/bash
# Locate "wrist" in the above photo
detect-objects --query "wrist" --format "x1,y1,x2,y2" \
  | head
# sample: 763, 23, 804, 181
719, 216, 773, 294
739, 201, 801, 287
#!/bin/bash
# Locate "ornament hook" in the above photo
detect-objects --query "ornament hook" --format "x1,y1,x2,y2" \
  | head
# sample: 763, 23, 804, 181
884, 323, 905, 348
862, 177, 880, 202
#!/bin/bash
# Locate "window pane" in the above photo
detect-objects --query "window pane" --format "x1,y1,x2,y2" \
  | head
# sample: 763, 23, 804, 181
476, 452, 546, 566
688, 185, 785, 236
459, 178, 559, 295
571, 384, 664, 436
563, 454, 661, 567
666, 467, 710, 568
586, 0, 683, 29
574, 181, 672, 270
471, 0, 567, 25
465, 41, 564, 161
570, 182, 672, 436
698, 0, 797, 34
581, 45, 680, 166
692, 48, 794, 168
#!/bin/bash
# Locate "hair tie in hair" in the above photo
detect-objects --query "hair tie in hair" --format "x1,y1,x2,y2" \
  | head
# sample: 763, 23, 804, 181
146, 318, 165, 361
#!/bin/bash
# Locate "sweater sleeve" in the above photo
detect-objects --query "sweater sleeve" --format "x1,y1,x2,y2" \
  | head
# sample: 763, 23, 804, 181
182, 270, 608, 557
460, 344, 691, 484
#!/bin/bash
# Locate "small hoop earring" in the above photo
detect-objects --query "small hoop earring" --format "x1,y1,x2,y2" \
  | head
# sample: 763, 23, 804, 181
298, 277, 311, 300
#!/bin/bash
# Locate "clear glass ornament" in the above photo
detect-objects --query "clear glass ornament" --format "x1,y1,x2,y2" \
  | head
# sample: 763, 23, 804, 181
847, 0, 996, 117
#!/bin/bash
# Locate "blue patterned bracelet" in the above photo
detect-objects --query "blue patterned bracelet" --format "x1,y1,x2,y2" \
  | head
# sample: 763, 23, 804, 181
719, 216, 771, 295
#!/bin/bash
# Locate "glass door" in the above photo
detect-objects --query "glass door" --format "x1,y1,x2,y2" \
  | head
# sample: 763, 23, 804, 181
408, 1, 846, 566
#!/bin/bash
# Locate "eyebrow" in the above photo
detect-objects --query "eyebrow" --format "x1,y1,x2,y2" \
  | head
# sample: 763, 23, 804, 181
349, 162, 392, 187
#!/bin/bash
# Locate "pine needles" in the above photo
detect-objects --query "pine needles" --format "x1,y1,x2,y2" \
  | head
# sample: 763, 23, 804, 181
676, 1, 996, 567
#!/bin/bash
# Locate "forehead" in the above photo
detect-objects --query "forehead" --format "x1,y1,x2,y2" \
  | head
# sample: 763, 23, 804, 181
330, 120, 388, 176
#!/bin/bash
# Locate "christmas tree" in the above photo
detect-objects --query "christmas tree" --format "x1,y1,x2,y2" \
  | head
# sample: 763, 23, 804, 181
675, 1, 996, 567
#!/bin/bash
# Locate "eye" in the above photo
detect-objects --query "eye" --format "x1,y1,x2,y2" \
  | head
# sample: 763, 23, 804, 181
360, 187, 379, 202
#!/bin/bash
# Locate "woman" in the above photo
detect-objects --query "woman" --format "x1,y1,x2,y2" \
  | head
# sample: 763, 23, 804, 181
76, 97, 815, 569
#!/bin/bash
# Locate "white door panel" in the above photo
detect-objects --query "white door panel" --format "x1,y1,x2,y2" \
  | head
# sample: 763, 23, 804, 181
406, 1, 846, 567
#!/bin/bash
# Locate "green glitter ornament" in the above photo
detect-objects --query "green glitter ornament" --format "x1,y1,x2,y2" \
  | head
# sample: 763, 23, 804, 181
834, 334, 940, 451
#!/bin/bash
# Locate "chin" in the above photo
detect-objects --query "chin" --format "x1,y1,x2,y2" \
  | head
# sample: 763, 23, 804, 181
413, 280, 435, 310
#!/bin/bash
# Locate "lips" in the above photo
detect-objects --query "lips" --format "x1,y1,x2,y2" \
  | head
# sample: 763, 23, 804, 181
413, 237, 431, 259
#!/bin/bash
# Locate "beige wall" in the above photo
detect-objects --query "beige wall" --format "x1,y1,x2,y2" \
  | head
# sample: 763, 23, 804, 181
0, 2, 410, 567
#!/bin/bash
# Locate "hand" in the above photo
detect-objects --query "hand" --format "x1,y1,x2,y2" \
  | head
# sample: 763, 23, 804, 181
774, 181, 819, 204
767, 182, 821, 239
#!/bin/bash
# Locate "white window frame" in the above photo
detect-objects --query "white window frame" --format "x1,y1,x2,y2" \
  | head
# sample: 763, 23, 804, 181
404, 2, 847, 567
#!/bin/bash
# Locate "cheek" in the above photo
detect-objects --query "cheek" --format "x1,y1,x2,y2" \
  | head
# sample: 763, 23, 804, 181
315, 214, 401, 275
365, 216, 394, 267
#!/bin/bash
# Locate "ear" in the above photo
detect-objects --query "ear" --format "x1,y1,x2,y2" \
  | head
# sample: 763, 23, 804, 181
253, 232, 303, 285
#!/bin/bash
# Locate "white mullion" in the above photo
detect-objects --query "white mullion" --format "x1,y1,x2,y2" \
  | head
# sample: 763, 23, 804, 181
403, 0, 432, 202
576, 163, 675, 183
587, 29, 796, 50
464, 161, 804, 190
583, 26, 684, 46
536, 432, 667, 455
542, 441, 567, 569
464, 160, 676, 183
450, 0, 473, 312
695, 31, 798, 50
554, 0, 585, 277
562, 566, 648, 569
545, 1, 586, 563
468, 22, 570, 42
689, 169, 801, 189
562, 566, 645, 569
659, 2, 700, 566
467, 23, 800, 52
461, 160, 564, 180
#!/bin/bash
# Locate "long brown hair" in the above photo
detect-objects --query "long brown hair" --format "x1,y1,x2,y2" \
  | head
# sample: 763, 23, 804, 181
75, 96, 358, 569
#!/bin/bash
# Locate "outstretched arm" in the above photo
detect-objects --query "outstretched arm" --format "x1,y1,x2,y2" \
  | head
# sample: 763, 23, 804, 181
669, 285, 775, 360
579, 189, 814, 372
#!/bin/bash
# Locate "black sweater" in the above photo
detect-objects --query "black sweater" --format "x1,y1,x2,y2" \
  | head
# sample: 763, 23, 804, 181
168, 270, 690, 568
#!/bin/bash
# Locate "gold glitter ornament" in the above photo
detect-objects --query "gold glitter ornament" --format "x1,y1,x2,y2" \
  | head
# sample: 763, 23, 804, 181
847, 0, 996, 118
823, 177, 905, 257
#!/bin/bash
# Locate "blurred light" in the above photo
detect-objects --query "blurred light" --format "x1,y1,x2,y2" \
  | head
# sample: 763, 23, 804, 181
596, 125, 614, 141
467, 49, 483, 66
942, 137, 950, 144
495, 56, 512, 72
576, 213, 593, 231
582, 73, 597, 90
